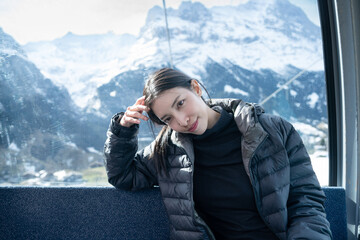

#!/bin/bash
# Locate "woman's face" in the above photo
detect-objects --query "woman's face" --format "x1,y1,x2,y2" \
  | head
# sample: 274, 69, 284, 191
151, 82, 214, 135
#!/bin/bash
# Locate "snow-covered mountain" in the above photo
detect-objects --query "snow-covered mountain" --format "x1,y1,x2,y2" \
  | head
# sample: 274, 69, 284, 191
0, 0, 329, 185
24, 32, 136, 109
140, 0, 323, 74
23, 0, 324, 113
0, 27, 105, 184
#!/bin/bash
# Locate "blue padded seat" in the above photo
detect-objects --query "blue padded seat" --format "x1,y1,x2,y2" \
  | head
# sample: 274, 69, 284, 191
0, 187, 169, 240
0, 186, 347, 239
322, 187, 348, 240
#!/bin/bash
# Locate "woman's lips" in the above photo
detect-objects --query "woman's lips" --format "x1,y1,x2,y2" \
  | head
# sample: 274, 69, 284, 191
188, 119, 198, 132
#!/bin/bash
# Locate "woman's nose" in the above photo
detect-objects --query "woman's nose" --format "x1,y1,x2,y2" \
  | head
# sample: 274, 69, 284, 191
176, 114, 189, 127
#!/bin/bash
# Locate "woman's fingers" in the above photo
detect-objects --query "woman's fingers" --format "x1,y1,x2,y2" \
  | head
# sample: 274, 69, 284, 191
120, 112, 143, 127
122, 114, 141, 125
125, 108, 149, 121
135, 96, 146, 105
121, 111, 148, 126
127, 104, 149, 113
119, 97, 150, 127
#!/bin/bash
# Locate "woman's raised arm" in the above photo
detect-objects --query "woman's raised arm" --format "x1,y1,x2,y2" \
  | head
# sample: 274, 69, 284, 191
104, 96, 158, 191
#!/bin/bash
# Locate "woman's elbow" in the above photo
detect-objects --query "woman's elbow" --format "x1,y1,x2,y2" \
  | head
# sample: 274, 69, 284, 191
108, 174, 133, 191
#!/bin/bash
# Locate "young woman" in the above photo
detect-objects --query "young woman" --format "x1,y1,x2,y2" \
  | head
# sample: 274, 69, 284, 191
104, 68, 332, 240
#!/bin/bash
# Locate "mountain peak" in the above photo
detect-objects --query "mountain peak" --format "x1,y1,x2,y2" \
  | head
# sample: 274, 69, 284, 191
145, 5, 163, 24
178, 1, 211, 22
145, 1, 212, 25
266, 0, 320, 39
0, 28, 27, 58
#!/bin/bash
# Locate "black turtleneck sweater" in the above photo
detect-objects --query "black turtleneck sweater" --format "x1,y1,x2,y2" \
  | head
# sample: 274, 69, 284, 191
193, 107, 277, 240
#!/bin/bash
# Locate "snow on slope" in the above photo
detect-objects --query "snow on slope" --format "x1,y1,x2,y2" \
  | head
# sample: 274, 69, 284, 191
23, 0, 323, 110
24, 32, 136, 108
0, 27, 27, 59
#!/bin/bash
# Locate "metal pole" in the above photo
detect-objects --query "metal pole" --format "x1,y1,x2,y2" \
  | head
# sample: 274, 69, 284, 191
260, 58, 321, 105
162, 0, 174, 68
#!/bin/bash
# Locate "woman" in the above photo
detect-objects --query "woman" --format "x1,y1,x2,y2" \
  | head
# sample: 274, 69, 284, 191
104, 68, 332, 240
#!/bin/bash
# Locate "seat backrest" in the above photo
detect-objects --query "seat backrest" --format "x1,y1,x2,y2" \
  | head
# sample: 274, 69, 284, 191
0, 187, 169, 240
322, 187, 348, 240
0, 186, 347, 239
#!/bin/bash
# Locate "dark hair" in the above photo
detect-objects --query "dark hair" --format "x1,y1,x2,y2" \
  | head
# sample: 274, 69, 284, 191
143, 68, 209, 174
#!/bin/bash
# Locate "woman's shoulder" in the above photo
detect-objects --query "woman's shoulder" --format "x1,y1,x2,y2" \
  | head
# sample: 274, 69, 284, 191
208, 98, 245, 111
258, 113, 296, 142
258, 112, 292, 127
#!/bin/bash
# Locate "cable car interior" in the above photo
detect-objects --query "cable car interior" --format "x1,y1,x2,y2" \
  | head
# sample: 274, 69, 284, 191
0, 0, 359, 239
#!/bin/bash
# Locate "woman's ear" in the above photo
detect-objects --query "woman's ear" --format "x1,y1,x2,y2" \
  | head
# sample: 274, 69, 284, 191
190, 79, 202, 96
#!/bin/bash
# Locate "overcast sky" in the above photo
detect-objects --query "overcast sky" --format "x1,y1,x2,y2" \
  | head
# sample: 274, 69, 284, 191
0, 0, 319, 45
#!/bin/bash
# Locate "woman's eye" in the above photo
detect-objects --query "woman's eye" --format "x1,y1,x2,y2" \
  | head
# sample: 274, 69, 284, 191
178, 100, 184, 107
164, 117, 171, 124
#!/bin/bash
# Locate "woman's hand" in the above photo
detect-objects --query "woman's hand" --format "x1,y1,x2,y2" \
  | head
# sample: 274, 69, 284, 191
119, 96, 149, 128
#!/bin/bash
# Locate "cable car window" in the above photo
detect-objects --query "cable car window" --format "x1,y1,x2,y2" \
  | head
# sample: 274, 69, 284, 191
0, 0, 328, 186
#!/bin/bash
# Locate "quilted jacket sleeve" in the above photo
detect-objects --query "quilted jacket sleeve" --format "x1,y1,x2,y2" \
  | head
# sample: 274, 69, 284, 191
282, 118, 332, 239
103, 113, 158, 191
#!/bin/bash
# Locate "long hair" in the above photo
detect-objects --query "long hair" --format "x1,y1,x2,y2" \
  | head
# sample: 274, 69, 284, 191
143, 68, 209, 175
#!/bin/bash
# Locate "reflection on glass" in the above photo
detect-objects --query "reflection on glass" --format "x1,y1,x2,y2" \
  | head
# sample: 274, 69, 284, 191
0, 0, 328, 186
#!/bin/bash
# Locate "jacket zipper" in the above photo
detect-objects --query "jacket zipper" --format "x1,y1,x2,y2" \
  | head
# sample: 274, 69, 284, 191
248, 134, 280, 239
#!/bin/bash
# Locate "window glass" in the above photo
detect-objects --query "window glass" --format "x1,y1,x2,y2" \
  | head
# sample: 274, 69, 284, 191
0, 0, 328, 186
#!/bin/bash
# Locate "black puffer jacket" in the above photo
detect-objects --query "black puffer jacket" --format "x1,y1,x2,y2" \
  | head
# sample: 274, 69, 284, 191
104, 99, 332, 240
